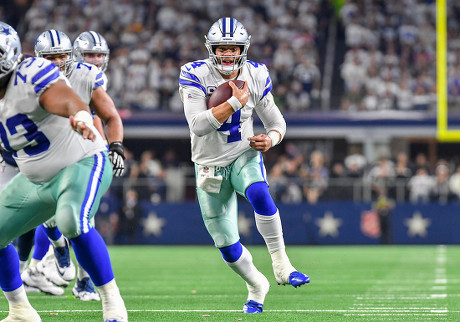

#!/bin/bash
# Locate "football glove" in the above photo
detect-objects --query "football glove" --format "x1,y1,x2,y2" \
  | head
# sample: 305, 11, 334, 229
108, 142, 125, 176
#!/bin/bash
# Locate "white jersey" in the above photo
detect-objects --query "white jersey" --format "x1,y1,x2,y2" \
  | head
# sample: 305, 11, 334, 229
68, 61, 105, 105
179, 59, 286, 166
101, 72, 108, 91
0, 57, 106, 183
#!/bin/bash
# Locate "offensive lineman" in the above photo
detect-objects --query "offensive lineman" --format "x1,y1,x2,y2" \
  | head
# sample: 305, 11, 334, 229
0, 22, 127, 321
19, 29, 124, 300
179, 17, 310, 314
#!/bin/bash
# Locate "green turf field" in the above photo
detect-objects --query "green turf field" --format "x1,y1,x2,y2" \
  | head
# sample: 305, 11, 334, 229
1, 245, 459, 321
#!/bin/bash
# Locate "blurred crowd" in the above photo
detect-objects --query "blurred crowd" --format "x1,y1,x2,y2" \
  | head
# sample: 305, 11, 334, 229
9, 0, 326, 112
339, 0, 460, 111
93, 141, 460, 243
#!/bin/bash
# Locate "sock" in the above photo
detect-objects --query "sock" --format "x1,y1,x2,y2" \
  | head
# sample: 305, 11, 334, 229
225, 245, 269, 303
77, 263, 90, 280
97, 279, 119, 297
70, 227, 114, 286
254, 210, 285, 254
3, 285, 30, 306
44, 226, 65, 247
246, 182, 277, 215
31, 225, 50, 262
16, 228, 35, 262
0, 244, 23, 292
219, 241, 243, 263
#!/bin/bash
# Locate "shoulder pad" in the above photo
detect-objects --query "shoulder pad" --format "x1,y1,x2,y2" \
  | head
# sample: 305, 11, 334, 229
15, 57, 61, 94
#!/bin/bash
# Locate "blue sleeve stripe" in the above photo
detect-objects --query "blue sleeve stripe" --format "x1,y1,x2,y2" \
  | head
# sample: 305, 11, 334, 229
96, 72, 103, 80
261, 82, 273, 100
34, 69, 60, 93
31, 63, 57, 84
180, 70, 201, 83
179, 79, 206, 94
94, 80, 104, 88
265, 75, 271, 86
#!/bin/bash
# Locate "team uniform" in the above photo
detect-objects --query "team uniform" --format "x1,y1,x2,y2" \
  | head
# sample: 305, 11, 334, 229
180, 59, 285, 247
0, 22, 127, 322
0, 56, 109, 246
180, 17, 309, 314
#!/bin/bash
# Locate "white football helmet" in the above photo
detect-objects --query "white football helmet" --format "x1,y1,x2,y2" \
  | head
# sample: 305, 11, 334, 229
73, 31, 110, 72
0, 22, 22, 81
205, 17, 251, 75
34, 29, 73, 76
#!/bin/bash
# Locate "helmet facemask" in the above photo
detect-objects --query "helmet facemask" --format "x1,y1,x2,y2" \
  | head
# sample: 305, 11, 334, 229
73, 31, 110, 72
205, 17, 251, 75
34, 30, 74, 76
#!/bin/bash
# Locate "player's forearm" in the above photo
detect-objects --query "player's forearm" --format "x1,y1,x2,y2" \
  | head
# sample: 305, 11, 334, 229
104, 117, 124, 144
211, 101, 236, 124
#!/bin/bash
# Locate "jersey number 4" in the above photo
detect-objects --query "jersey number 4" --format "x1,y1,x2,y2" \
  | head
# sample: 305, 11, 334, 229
0, 114, 50, 156
218, 110, 241, 143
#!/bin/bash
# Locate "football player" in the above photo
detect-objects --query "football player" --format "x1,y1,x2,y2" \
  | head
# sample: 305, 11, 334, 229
179, 17, 310, 314
18, 29, 124, 301
0, 22, 127, 321
73, 31, 110, 91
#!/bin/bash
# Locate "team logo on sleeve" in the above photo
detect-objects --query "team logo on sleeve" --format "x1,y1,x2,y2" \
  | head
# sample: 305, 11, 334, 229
207, 86, 217, 97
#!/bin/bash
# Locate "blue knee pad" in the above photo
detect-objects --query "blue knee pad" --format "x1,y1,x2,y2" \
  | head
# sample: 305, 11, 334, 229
219, 241, 243, 263
246, 182, 277, 216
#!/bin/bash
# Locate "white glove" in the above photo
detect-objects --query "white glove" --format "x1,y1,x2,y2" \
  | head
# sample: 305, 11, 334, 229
108, 142, 125, 176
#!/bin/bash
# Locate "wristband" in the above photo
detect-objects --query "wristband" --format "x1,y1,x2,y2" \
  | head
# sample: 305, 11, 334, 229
227, 96, 243, 112
74, 110, 93, 127
267, 131, 281, 147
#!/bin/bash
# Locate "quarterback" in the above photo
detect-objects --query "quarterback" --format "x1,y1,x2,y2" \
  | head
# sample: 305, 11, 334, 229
0, 22, 127, 321
179, 17, 309, 314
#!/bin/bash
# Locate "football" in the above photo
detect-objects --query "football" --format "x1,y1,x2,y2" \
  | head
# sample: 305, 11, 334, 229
207, 80, 245, 109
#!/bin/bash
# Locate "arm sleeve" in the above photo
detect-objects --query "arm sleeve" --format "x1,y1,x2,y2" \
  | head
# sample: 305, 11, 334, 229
180, 86, 222, 137
255, 92, 286, 140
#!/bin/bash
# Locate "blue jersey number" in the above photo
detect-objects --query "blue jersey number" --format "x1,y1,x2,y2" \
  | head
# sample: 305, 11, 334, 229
218, 110, 242, 143
0, 114, 50, 156
185, 61, 206, 71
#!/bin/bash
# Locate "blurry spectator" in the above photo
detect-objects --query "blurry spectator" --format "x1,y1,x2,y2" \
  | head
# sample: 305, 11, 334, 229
327, 161, 353, 200
414, 152, 431, 174
120, 189, 141, 244
373, 188, 395, 245
138, 150, 167, 201
449, 165, 460, 200
407, 168, 435, 203
431, 163, 453, 204
301, 150, 329, 204
366, 157, 396, 198
286, 81, 311, 111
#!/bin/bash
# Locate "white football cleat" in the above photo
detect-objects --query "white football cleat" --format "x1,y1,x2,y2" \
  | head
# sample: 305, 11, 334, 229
36, 250, 69, 287
22, 267, 64, 296
1, 304, 41, 322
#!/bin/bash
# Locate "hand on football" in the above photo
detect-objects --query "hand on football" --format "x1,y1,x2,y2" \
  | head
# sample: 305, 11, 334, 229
108, 142, 125, 176
229, 81, 249, 107
70, 115, 96, 141
248, 134, 272, 152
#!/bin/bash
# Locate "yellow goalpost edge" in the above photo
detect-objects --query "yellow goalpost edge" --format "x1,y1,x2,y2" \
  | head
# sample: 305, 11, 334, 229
437, 0, 460, 141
